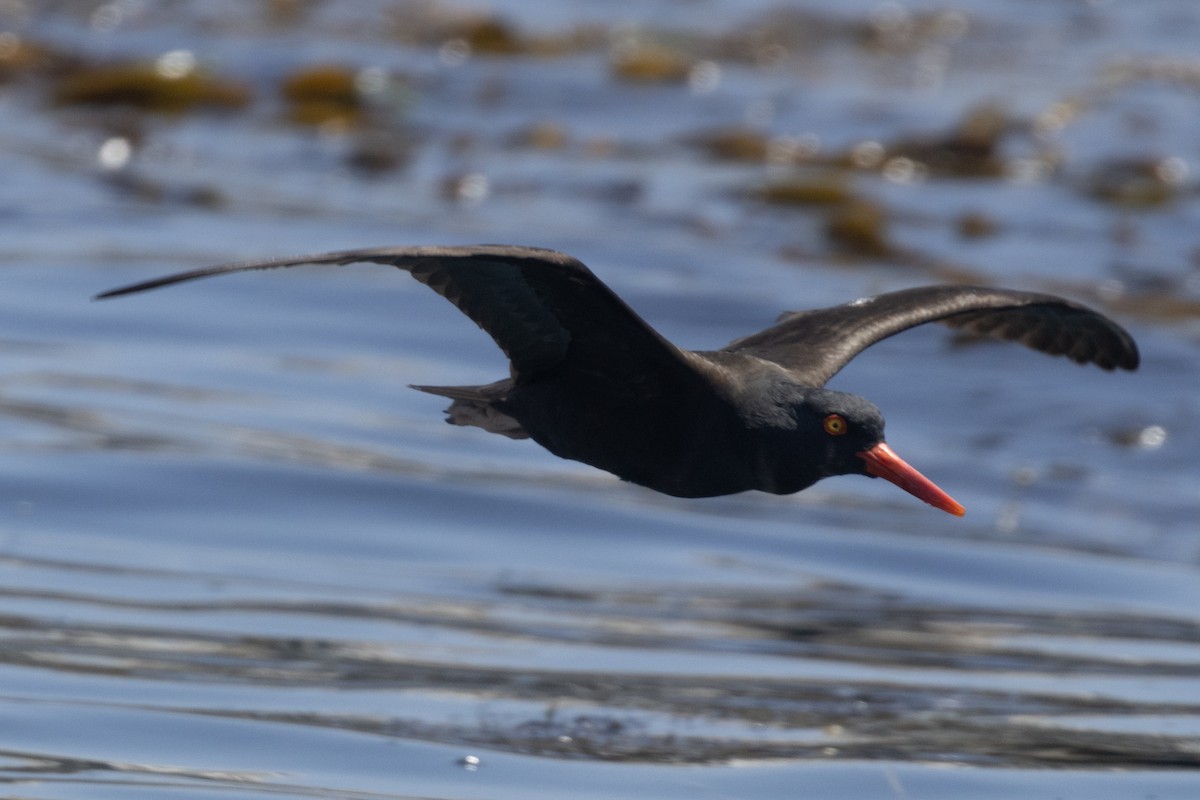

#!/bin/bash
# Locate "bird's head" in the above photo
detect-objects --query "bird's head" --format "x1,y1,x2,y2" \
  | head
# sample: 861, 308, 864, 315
752, 387, 964, 516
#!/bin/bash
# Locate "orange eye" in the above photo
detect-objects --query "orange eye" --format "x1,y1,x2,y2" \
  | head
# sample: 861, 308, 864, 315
823, 414, 848, 436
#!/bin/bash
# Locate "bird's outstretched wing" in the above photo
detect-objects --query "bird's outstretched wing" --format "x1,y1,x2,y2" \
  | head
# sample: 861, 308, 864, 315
97, 245, 698, 388
722, 285, 1139, 386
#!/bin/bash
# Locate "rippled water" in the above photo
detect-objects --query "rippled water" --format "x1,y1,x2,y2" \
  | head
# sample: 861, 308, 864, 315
3, 1, 1200, 798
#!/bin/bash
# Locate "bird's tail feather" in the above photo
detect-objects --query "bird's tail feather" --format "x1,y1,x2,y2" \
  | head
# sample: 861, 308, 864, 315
410, 383, 494, 400
409, 380, 528, 439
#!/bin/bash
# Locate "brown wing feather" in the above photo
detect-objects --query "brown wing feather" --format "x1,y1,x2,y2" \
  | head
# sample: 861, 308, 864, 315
97, 245, 697, 387
723, 285, 1139, 386
940, 305, 1136, 371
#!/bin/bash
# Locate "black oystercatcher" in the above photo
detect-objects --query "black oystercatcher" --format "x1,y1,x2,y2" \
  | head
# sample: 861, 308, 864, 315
97, 245, 1139, 515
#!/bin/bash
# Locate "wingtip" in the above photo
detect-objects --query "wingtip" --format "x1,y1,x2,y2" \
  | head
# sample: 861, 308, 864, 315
94, 270, 213, 299
93, 287, 125, 301
93, 281, 162, 300
1123, 342, 1141, 372
1105, 335, 1140, 372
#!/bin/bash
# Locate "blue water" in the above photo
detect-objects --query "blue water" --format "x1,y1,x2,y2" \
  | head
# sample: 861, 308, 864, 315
3, 1, 1199, 797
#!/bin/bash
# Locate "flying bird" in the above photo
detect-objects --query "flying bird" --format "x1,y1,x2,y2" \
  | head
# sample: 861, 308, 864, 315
97, 245, 1139, 515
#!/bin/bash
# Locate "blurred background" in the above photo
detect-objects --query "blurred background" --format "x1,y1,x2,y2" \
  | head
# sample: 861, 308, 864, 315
2, 1, 1199, 798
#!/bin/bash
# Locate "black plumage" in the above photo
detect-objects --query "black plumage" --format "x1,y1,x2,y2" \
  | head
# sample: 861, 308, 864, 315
98, 245, 1139, 514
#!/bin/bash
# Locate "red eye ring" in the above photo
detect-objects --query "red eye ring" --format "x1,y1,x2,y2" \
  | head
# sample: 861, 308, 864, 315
823, 413, 848, 436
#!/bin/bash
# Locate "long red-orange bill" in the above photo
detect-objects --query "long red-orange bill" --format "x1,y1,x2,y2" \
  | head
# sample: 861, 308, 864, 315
857, 442, 965, 517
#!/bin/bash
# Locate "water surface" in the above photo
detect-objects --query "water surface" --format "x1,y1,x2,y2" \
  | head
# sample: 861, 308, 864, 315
2, 1, 1199, 797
